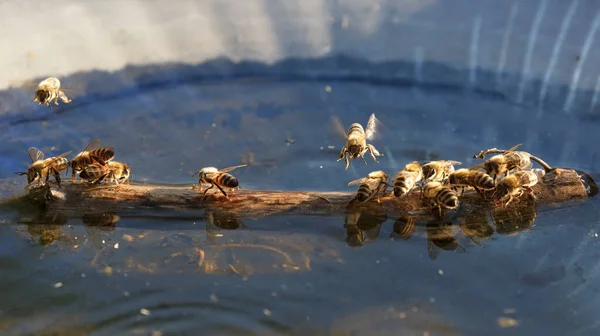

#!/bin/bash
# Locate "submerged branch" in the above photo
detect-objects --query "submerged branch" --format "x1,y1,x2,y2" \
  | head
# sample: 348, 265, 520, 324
2, 168, 594, 220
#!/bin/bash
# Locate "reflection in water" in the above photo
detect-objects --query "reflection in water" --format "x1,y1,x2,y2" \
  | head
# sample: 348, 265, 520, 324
205, 209, 245, 242
82, 212, 121, 250
390, 216, 416, 240
492, 202, 537, 236
459, 209, 495, 246
18, 208, 70, 247
426, 220, 466, 261
343, 202, 388, 248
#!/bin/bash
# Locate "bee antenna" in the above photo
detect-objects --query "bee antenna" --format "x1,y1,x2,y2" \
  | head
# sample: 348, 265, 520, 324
14, 172, 26, 176
191, 171, 199, 178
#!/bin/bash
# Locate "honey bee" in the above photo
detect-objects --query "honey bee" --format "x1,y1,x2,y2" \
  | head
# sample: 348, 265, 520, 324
192, 164, 247, 200
392, 161, 423, 197
70, 139, 115, 180
473, 144, 553, 182
79, 158, 131, 185
422, 181, 460, 216
422, 160, 462, 183
332, 113, 384, 170
494, 170, 538, 207
15, 147, 72, 188
31, 77, 72, 106
447, 168, 495, 196
347, 170, 390, 202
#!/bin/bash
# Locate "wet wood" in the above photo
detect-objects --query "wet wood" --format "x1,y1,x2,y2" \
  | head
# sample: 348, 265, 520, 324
2, 168, 590, 219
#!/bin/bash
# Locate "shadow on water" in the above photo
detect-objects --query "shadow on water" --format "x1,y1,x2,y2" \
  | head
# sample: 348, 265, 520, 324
2, 55, 600, 334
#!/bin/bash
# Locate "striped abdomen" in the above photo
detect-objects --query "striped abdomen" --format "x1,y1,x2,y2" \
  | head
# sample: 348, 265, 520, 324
89, 147, 115, 162
393, 174, 417, 197
356, 183, 375, 202
392, 217, 416, 240
213, 173, 239, 188
53, 157, 70, 171
80, 164, 109, 180
449, 169, 495, 189
435, 187, 459, 209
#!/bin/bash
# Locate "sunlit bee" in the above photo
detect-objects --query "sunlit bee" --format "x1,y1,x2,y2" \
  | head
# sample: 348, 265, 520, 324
393, 161, 423, 197
192, 164, 247, 201
447, 168, 495, 196
348, 170, 390, 202
332, 113, 384, 170
14, 147, 72, 188
70, 139, 115, 180
422, 160, 462, 183
422, 181, 459, 216
79, 158, 131, 185
473, 143, 553, 182
31, 77, 72, 106
494, 170, 538, 207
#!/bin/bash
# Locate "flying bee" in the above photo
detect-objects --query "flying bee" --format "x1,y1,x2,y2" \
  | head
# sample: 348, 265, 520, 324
393, 161, 423, 197
493, 170, 538, 207
473, 143, 553, 182
31, 77, 72, 106
347, 170, 391, 202
332, 113, 384, 170
79, 158, 131, 185
447, 168, 495, 197
70, 139, 115, 180
422, 160, 462, 183
192, 164, 247, 201
15, 147, 72, 188
422, 181, 460, 216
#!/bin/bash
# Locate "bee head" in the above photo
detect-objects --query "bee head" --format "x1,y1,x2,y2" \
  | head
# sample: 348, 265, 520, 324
35, 90, 50, 104
347, 144, 363, 157
422, 165, 435, 180
484, 160, 498, 176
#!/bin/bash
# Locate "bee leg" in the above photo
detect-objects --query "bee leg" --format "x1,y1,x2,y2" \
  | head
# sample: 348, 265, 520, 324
503, 195, 514, 208
345, 154, 350, 171
52, 168, 64, 190
58, 90, 71, 104
201, 184, 215, 202
367, 144, 382, 163
94, 173, 109, 185
360, 153, 368, 166
337, 147, 347, 162
214, 184, 229, 198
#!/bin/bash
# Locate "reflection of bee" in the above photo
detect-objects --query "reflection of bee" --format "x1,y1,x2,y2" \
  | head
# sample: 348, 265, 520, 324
494, 170, 538, 207
390, 216, 416, 240
82, 212, 121, 231
426, 220, 466, 260
448, 168, 495, 196
393, 161, 423, 197
79, 158, 131, 185
422, 181, 460, 216
348, 170, 390, 202
332, 113, 384, 170
473, 144, 553, 182
15, 147, 72, 188
31, 77, 72, 106
192, 164, 247, 200
70, 139, 115, 180
422, 160, 462, 183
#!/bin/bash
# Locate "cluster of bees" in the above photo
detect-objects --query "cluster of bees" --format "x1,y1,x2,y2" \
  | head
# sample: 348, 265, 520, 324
336, 113, 553, 215
21, 77, 552, 213
15, 139, 130, 188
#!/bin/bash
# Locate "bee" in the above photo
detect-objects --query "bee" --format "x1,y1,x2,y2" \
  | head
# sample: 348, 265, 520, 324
422, 160, 462, 183
192, 164, 247, 201
473, 144, 553, 182
15, 147, 72, 188
447, 168, 495, 196
347, 170, 391, 202
70, 139, 115, 180
79, 158, 131, 185
422, 181, 460, 216
332, 113, 384, 170
493, 170, 538, 207
392, 161, 423, 197
31, 77, 72, 106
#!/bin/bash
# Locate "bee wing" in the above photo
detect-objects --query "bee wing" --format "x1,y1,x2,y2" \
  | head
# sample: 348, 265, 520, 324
331, 115, 348, 140
9, 80, 40, 89
27, 147, 45, 162
443, 160, 462, 167
90, 155, 107, 166
55, 151, 73, 159
218, 164, 247, 173
82, 139, 101, 152
364, 113, 382, 140
347, 177, 367, 186
469, 161, 487, 172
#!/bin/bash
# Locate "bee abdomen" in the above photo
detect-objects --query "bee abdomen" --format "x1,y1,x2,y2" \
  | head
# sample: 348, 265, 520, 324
393, 177, 409, 197
356, 184, 373, 202
471, 172, 495, 189
90, 148, 116, 162
55, 158, 70, 171
437, 188, 459, 209
216, 173, 239, 188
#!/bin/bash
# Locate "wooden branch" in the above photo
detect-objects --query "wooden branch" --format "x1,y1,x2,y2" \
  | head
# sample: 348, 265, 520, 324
1, 168, 594, 221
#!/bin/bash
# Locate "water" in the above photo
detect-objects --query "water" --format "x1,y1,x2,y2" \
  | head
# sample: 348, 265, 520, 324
1, 58, 600, 335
